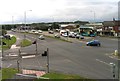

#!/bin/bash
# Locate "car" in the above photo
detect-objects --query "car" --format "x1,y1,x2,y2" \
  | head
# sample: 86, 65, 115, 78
89, 34, 95, 37
86, 40, 101, 46
38, 30, 43, 33
69, 32, 75, 38
49, 31, 54, 34
4, 35, 11, 39
76, 34, 84, 39
34, 31, 39, 34
54, 34, 60, 38
62, 33, 68, 37
81, 33, 89, 36
39, 35, 45, 40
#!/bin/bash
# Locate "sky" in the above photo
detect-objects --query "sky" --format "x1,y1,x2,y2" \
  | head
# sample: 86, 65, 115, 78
0, 0, 119, 24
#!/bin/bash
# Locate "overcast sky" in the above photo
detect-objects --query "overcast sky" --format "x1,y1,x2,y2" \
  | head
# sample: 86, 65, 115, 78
0, 0, 119, 24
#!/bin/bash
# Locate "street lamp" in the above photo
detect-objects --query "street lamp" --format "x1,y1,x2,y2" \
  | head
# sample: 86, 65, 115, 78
90, 11, 96, 22
24, 10, 32, 39
110, 62, 116, 79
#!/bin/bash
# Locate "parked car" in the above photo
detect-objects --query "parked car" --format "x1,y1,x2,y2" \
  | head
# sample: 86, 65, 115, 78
54, 34, 60, 38
4, 35, 11, 39
89, 34, 95, 37
86, 40, 101, 46
62, 33, 68, 37
81, 33, 89, 36
38, 30, 43, 33
69, 32, 75, 38
34, 31, 39, 34
49, 30, 54, 34
39, 35, 45, 40
76, 34, 84, 39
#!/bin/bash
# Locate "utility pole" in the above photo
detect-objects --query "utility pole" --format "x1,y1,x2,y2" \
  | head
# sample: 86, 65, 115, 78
36, 39, 38, 55
46, 48, 49, 73
110, 63, 116, 79
17, 49, 22, 73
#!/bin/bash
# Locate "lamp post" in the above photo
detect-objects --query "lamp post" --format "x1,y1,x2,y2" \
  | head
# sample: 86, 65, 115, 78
110, 63, 116, 79
90, 11, 96, 23
24, 10, 32, 40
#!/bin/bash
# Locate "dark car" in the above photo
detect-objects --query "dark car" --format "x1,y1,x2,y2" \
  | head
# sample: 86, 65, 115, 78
48, 31, 54, 34
86, 40, 101, 46
4, 35, 11, 39
89, 34, 95, 37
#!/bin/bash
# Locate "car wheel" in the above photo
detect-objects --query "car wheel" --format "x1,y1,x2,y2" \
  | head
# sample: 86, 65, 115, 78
98, 44, 100, 46
86, 44, 89, 46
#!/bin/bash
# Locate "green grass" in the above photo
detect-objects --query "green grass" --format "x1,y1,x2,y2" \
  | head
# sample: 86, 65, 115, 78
40, 72, 85, 79
44, 35, 72, 43
1, 36, 16, 50
2, 68, 18, 79
20, 39, 32, 47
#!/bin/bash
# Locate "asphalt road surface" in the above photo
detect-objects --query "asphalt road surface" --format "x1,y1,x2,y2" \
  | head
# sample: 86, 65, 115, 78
2, 31, 119, 79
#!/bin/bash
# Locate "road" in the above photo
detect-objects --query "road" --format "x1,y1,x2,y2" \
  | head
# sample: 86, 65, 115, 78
2, 31, 119, 79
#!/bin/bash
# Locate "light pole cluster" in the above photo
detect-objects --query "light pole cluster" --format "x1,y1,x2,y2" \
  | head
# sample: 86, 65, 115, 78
24, 10, 32, 40
90, 11, 96, 22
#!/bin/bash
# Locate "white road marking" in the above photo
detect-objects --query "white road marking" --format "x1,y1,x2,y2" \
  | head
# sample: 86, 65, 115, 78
7, 64, 12, 68
96, 59, 111, 66
22, 55, 36, 58
105, 53, 120, 60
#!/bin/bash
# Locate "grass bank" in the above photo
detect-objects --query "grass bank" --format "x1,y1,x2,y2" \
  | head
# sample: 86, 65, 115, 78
2, 68, 18, 79
44, 35, 72, 43
20, 39, 32, 47
41, 72, 85, 79
2, 36, 16, 50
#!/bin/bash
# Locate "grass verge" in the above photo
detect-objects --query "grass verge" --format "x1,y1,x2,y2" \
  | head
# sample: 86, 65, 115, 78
44, 35, 72, 43
20, 39, 32, 47
41, 72, 85, 79
2, 36, 16, 50
2, 68, 18, 79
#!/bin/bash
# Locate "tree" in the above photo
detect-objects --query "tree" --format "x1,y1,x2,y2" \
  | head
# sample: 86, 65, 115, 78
0, 29, 7, 36
51, 22, 60, 29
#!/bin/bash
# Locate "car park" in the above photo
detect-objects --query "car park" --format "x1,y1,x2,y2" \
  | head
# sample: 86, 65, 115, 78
86, 40, 101, 46
39, 35, 45, 40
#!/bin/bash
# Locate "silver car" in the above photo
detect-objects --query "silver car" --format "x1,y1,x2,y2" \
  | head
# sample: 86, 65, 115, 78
39, 35, 45, 40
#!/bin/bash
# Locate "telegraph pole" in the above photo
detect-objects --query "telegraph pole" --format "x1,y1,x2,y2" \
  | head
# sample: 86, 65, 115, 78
17, 49, 22, 73
46, 48, 49, 73
36, 39, 38, 55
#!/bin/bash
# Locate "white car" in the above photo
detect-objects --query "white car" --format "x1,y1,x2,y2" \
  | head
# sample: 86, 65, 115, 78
76, 34, 84, 39
39, 35, 45, 40
34, 31, 39, 34
49, 31, 54, 34
38, 30, 43, 33
54, 34, 60, 38
62, 33, 68, 37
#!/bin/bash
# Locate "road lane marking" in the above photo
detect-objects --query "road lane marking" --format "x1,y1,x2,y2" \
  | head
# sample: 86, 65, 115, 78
7, 64, 12, 68
22, 55, 36, 58
105, 53, 120, 60
96, 59, 111, 66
